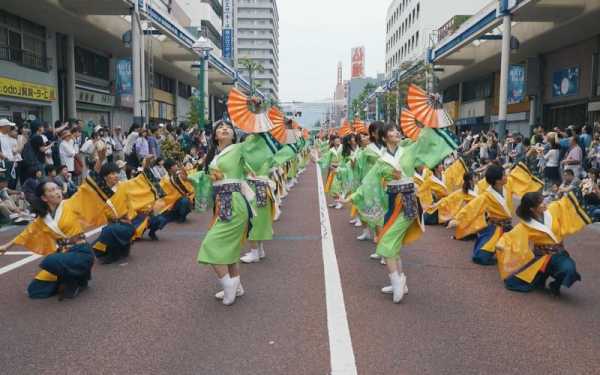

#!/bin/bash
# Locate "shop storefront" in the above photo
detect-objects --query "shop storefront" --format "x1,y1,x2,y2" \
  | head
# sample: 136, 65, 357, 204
75, 86, 115, 131
150, 88, 175, 124
0, 75, 56, 124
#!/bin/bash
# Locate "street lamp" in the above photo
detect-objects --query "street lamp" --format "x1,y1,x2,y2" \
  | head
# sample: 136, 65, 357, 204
192, 35, 213, 130
374, 86, 385, 122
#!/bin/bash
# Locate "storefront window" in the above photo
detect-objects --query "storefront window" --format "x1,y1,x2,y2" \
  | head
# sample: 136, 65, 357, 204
75, 47, 110, 81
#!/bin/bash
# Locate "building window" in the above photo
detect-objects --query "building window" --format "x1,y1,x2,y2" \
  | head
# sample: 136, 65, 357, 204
0, 10, 48, 72
154, 72, 175, 94
178, 82, 192, 99
75, 47, 109, 80
462, 75, 494, 102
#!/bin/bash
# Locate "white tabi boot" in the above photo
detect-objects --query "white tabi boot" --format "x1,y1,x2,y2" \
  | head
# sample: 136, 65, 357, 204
215, 282, 245, 300
240, 249, 261, 264
381, 274, 408, 295
358, 228, 372, 241
389, 272, 406, 303
222, 276, 240, 306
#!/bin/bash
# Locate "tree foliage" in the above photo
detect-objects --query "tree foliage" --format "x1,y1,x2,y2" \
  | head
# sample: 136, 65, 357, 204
351, 82, 377, 120
238, 58, 265, 94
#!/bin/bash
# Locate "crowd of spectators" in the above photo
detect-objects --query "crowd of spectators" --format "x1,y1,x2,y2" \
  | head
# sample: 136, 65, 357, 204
0, 117, 209, 226
457, 123, 600, 222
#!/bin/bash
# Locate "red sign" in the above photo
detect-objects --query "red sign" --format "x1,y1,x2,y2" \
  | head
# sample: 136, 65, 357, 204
351, 47, 365, 78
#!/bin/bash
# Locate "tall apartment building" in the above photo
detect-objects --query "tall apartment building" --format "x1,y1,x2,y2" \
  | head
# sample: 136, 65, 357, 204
235, 0, 280, 100
384, 0, 487, 77
178, 0, 224, 56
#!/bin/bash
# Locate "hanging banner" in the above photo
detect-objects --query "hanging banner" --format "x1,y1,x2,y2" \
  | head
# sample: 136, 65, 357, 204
507, 64, 525, 104
222, 0, 234, 60
115, 58, 134, 108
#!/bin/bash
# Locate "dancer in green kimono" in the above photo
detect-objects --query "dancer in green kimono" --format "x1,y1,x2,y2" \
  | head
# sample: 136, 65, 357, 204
354, 121, 384, 243
240, 132, 281, 264
318, 135, 344, 209
191, 121, 253, 306
330, 134, 356, 203
352, 123, 457, 303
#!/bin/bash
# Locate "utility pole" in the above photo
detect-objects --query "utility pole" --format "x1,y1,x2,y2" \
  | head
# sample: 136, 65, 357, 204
497, 0, 514, 140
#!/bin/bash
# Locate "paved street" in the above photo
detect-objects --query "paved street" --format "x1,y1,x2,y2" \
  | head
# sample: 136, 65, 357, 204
1, 164, 599, 375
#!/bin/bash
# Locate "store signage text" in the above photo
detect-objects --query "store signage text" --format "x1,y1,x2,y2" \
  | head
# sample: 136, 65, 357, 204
0, 76, 56, 102
76, 88, 115, 107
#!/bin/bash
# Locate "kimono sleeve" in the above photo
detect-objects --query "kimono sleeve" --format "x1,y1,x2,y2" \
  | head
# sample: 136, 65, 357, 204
443, 159, 468, 193
13, 219, 57, 256
507, 162, 544, 197
188, 170, 213, 213
549, 192, 592, 238
273, 146, 296, 167
455, 194, 488, 239
69, 184, 111, 230
400, 128, 458, 176
122, 174, 159, 213
436, 190, 466, 223
351, 161, 387, 228
496, 223, 537, 281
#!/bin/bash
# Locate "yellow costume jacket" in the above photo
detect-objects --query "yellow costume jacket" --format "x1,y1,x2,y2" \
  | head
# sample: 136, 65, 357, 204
496, 193, 591, 284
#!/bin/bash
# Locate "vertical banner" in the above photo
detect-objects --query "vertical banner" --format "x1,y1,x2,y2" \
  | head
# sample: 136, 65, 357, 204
116, 58, 134, 108
507, 64, 525, 104
222, 0, 234, 61
351, 47, 365, 79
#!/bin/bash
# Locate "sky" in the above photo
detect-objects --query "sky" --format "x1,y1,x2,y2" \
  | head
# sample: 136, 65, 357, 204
278, 0, 388, 103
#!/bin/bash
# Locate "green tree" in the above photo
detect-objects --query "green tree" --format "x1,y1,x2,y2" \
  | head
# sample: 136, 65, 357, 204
238, 58, 264, 95
186, 95, 201, 128
351, 83, 376, 120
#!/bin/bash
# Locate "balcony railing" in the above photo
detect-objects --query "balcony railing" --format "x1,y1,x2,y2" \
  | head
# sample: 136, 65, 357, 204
0, 46, 51, 72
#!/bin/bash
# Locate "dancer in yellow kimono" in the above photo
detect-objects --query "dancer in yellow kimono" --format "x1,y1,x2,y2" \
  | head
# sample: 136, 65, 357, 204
147, 159, 193, 240
0, 181, 95, 300
450, 163, 543, 265
435, 172, 476, 225
420, 163, 450, 225
496, 191, 591, 295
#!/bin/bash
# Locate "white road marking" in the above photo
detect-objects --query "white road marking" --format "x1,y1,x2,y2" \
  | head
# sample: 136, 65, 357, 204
316, 164, 358, 375
5, 251, 34, 256
0, 225, 105, 276
0, 254, 42, 276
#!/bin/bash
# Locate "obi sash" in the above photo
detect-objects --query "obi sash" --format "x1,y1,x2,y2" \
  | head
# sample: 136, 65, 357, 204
213, 182, 241, 222
387, 182, 418, 219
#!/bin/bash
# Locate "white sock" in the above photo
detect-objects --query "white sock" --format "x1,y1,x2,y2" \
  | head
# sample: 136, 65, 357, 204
389, 271, 400, 284
219, 274, 231, 288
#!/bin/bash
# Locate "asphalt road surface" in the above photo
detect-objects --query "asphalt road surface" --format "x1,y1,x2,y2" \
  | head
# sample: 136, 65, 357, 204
1, 163, 599, 375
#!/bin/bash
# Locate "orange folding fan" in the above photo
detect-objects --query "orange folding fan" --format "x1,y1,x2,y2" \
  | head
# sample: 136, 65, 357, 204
227, 88, 273, 133
352, 119, 368, 134
407, 84, 453, 129
400, 108, 421, 141
338, 120, 353, 137
267, 107, 288, 144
